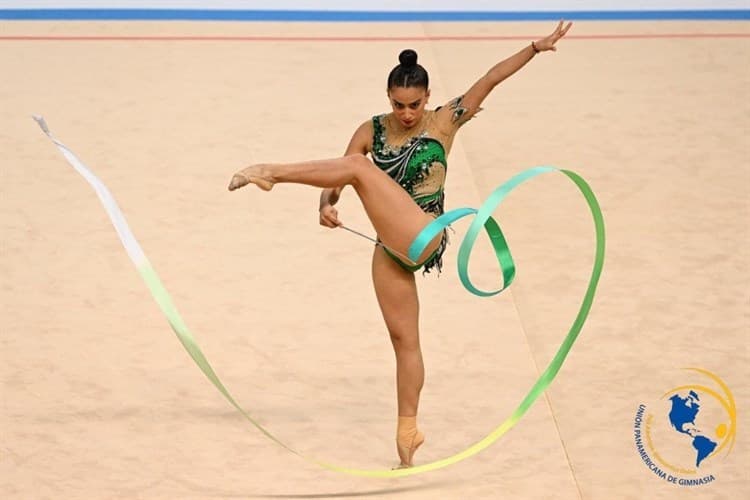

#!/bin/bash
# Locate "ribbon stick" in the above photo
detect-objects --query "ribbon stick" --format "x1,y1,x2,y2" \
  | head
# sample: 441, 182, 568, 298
35, 116, 605, 477
340, 224, 418, 266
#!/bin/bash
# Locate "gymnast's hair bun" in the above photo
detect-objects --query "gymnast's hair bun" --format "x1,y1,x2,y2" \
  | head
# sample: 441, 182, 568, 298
387, 49, 428, 89
399, 49, 418, 69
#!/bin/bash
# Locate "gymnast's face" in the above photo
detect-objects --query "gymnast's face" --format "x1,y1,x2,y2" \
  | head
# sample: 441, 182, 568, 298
387, 86, 430, 129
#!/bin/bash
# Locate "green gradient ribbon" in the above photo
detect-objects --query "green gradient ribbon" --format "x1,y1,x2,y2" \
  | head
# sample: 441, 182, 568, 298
35, 116, 605, 478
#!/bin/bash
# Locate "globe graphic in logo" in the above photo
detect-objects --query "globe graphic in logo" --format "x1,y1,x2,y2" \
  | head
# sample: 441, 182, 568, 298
634, 368, 737, 486
667, 389, 727, 467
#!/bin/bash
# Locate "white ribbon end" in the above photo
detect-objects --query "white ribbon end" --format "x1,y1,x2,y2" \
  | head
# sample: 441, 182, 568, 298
32, 115, 50, 134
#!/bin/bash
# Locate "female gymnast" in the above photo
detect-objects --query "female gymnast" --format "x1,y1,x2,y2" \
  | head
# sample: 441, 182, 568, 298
228, 20, 572, 468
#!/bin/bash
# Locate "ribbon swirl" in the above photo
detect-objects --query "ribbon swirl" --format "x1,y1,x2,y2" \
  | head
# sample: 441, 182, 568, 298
35, 116, 604, 478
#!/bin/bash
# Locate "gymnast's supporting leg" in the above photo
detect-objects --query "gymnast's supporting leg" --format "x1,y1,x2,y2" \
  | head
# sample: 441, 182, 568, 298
372, 246, 425, 467
228, 155, 441, 261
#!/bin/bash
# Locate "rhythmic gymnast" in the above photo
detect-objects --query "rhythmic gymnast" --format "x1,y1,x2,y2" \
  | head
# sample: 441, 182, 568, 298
228, 21, 572, 468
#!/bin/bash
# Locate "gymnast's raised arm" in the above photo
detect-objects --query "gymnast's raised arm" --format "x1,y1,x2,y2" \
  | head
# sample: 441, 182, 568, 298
439, 20, 573, 127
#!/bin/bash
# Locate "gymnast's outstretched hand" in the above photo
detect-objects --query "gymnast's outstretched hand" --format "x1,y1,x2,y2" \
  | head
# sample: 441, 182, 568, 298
534, 20, 573, 52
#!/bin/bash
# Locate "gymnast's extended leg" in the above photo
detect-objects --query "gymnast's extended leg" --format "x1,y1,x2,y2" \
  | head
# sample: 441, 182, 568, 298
227, 154, 442, 262
229, 155, 433, 466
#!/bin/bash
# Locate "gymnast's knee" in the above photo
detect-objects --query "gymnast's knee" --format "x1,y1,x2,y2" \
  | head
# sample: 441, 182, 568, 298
388, 328, 420, 351
345, 153, 374, 185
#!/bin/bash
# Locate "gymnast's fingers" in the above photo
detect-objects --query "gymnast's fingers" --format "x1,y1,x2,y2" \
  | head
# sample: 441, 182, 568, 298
319, 208, 342, 228
327, 213, 343, 227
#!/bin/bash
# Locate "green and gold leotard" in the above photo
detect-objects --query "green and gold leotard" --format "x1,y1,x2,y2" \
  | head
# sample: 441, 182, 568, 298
370, 111, 456, 274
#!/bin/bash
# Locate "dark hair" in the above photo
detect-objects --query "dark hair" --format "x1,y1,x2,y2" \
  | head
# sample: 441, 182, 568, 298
387, 49, 429, 90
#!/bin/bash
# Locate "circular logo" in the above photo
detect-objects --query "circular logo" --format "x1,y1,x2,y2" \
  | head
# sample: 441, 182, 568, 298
633, 368, 737, 487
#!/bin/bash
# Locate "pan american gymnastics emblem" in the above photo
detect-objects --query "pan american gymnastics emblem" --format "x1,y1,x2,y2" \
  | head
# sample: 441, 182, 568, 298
633, 368, 737, 487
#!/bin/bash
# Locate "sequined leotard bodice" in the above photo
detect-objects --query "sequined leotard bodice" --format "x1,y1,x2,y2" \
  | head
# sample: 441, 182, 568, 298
370, 111, 455, 274
371, 113, 448, 218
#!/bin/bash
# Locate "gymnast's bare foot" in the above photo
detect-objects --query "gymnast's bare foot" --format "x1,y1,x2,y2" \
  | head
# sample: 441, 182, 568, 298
228, 164, 275, 191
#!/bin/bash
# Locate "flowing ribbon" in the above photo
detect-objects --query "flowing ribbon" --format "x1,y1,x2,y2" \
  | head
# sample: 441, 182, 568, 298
35, 116, 605, 478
